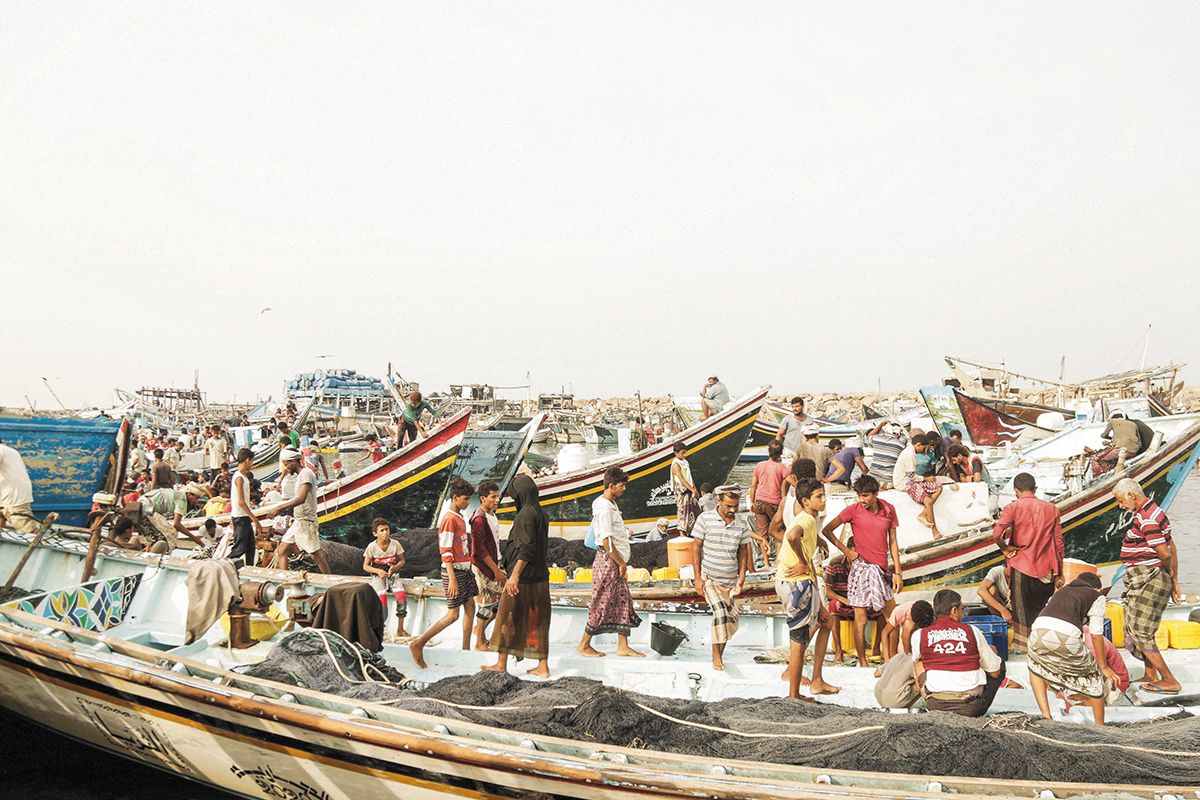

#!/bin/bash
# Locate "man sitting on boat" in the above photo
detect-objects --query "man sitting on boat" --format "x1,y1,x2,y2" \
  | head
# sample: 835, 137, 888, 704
913, 589, 1005, 717
0, 440, 38, 534
1088, 412, 1154, 476
698, 376, 730, 419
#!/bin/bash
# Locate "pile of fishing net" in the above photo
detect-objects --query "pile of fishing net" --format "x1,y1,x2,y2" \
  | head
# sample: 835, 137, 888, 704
317, 534, 669, 579
238, 628, 418, 702
238, 633, 1200, 786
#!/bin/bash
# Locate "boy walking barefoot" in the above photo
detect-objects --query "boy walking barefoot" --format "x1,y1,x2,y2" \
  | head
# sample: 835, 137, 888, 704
410, 480, 477, 669
776, 479, 840, 699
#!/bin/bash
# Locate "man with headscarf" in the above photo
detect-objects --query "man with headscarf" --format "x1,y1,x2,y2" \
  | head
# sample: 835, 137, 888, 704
269, 448, 331, 574
1114, 477, 1182, 694
482, 474, 552, 678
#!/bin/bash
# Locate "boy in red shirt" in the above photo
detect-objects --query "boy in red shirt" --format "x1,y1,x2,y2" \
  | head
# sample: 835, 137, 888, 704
410, 480, 477, 669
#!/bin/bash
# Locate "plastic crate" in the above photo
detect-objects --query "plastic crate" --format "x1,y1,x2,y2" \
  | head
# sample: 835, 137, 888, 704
966, 614, 1009, 661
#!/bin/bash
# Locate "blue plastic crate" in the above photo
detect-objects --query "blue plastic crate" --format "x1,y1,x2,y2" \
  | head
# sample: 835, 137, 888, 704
966, 614, 1009, 661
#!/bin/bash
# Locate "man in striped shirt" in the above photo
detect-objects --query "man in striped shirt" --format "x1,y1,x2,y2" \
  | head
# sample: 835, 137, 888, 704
692, 484, 752, 670
1114, 477, 1181, 694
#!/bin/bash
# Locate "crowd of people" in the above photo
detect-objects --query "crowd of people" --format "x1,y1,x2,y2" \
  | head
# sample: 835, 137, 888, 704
0, 385, 1188, 725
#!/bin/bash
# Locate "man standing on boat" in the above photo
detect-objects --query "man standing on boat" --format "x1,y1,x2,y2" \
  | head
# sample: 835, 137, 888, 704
1114, 477, 1182, 695
795, 424, 833, 483
398, 391, 437, 447
204, 424, 228, 473
670, 443, 700, 533
699, 376, 730, 420
992, 472, 1063, 655
411, 480, 477, 669
470, 481, 506, 650
693, 484, 753, 670
775, 396, 809, 455
483, 474, 552, 678
821, 475, 903, 667
579, 467, 645, 658
269, 449, 332, 574
0, 440, 38, 534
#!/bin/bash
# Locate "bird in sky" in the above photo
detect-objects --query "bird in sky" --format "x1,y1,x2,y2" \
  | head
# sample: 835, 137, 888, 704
259, 307, 272, 315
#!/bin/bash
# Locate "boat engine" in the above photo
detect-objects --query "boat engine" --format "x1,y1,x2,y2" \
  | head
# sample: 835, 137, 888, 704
228, 581, 284, 650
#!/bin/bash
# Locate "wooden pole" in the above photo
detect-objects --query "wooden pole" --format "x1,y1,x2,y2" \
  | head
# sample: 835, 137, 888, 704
80, 513, 106, 583
3, 512, 58, 593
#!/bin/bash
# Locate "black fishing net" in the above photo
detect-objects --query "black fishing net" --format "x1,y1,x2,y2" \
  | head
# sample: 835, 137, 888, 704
237, 628, 416, 702
236, 632, 1200, 786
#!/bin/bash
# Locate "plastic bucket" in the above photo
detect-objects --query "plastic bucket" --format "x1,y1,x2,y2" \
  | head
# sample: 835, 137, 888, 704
650, 622, 688, 656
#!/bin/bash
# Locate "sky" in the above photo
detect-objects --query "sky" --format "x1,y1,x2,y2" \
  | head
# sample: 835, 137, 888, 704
2, 2, 1197, 409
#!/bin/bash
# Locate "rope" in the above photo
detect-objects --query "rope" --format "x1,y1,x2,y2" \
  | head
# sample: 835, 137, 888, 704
632, 703, 886, 740
1007, 729, 1200, 758
637, 702, 1200, 756
382, 696, 578, 712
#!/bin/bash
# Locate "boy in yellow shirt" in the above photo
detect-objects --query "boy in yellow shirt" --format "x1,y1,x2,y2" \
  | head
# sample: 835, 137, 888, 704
776, 478, 840, 699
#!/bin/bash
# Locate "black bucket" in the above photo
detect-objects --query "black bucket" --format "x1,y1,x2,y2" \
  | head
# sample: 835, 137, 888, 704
650, 621, 688, 656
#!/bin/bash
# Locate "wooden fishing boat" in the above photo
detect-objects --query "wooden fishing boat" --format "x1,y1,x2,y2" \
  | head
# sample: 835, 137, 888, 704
498, 389, 769, 538
248, 396, 319, 483
0, 532, 1197, 799
873, 413, 1200, 593
953, 390, 1055, 447
187, 410, 472, 548
0, 415, 123, 526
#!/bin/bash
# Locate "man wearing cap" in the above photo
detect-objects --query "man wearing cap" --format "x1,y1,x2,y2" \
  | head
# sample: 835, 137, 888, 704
794, 424, 833, 483
269, 448, 331, 573
699, 376, 730, 420
692, 484, 753, 670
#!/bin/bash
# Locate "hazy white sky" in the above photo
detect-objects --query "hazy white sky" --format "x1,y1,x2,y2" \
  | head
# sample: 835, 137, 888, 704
3, 3, 1197, 409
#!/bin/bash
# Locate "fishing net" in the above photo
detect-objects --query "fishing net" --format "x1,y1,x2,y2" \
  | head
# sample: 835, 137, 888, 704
236, 634, 1200, 786
237, 628, 417, 702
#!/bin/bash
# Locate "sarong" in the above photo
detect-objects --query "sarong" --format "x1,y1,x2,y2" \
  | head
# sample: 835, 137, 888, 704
490, 580, 551, 660
1027, 627, 1106, 699
441, 567, 478, 609
1009, 570, 1055, 653
1123, 564, 1172, 659
676, 491, 697, 533
704, 580, 740, 644
775, 578, 816, 645
905, 477, 935, 505
847, 559, 892, 612
473, 567, 503, 622
585, 549, 642, 636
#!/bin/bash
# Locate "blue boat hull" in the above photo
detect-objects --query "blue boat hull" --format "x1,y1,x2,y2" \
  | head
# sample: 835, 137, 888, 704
0, 417, 121, 527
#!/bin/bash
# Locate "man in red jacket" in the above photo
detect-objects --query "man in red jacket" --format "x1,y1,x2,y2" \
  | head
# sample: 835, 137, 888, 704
912, 589, 1005, 717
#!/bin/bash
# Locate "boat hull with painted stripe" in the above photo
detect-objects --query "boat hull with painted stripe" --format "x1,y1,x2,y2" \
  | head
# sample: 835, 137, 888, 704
187, 410, 471, 548
0, 532, 1195, 799
497, 389, 768, 538
893, 416, 1200, 594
